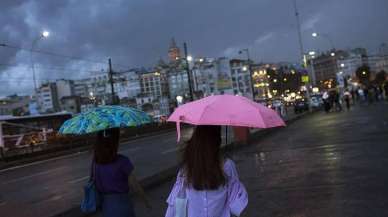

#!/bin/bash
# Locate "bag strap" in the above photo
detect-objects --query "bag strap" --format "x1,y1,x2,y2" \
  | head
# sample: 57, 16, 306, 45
89, 160, 96, 182
177, 173, 187, 198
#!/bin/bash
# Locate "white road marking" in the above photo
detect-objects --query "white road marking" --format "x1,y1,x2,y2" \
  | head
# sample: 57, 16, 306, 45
0, 152, 84, 174
1, 166, 67, 185
120, 147, 141, 152
68, 176, 89, 184
161, 147, 181, 155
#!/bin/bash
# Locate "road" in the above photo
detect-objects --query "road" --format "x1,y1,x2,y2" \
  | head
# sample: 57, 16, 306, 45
0, 125, 239, 217
0, 107, 297, 217
0, 128, 185, 217
118, 102, 388, 217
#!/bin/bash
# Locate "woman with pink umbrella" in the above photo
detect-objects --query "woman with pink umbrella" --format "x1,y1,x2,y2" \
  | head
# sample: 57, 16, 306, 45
165, 95, 285, 217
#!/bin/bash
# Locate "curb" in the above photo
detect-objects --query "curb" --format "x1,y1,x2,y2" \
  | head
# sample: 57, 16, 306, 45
50, 111, 311, 217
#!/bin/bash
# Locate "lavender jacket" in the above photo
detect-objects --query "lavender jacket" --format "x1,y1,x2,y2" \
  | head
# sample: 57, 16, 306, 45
165, 159, 248, 217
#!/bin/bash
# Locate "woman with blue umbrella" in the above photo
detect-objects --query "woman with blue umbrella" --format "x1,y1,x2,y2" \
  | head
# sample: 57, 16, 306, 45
59, 106, 153, 217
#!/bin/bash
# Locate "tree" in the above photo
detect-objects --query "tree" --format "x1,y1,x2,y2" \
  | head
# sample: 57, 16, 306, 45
141, 103, 154, 112
374, 70, 387, 86
355, 65, 371, 86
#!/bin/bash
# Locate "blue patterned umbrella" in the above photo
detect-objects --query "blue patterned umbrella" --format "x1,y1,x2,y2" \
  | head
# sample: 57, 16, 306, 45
59, 106, 152, 135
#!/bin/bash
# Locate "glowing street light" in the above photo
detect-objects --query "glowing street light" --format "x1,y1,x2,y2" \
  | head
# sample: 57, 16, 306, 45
176, 95, 183, 104
309, 51, 316, 56
187, 55, 193, 62
312, 32, 318, 37
42, 30, 50, 38
242, 66, 248, 71
341, 63, 345, 68
330, 52, 335, 57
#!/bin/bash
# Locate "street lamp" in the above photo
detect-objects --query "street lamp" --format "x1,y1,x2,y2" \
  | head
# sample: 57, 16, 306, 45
311, 32, 335, 50
176, 95, 183, 105
31, 30, 50, 92
42, 31, 50, 38
330, 52, 336, 57
183, 42, 194, 101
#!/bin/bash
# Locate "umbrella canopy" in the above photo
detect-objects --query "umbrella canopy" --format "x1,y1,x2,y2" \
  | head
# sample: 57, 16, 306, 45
59, 106, 152, 135
168, 95, 286, 141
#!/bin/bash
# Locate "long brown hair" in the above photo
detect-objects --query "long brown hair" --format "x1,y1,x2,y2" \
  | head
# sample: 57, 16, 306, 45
94, 128, 120, 164
182, 125, 225, 190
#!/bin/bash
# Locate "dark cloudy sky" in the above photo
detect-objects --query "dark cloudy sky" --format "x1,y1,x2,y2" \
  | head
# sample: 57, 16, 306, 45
1, 0, 388, 96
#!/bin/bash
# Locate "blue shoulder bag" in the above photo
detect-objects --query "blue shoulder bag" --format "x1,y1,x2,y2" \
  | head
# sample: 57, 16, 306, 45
81, 161, 101, 213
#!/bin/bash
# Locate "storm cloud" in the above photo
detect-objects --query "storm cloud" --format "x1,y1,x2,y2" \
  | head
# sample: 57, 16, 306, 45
1, 0, 387, 96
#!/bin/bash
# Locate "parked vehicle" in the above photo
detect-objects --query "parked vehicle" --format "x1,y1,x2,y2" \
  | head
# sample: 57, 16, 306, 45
294, 99, 309, 113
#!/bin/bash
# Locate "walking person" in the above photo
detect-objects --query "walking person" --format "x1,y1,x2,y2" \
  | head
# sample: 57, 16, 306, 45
322, 91, 331, 113
165, 125, 248, 217
344, 90, 351, 111
334, 91, 342, 112
93, 128, 151, 217
384, 82, 388, 101
358, 88, 364, 104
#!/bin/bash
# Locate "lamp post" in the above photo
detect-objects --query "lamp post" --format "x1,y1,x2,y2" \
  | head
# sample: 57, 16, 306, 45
31, 30, 50, 92
307, 51, 317, 85
293, 0, 313, 111
239, 48, 256, 101
183, 42, 194, 101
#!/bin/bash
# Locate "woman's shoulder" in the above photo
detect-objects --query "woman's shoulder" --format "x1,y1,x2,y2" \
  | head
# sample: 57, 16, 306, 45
116, 154, 132, 164
223, 158, 237, 176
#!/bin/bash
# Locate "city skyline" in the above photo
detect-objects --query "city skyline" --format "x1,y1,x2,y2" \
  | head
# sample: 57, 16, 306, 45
1, 0, 388, 96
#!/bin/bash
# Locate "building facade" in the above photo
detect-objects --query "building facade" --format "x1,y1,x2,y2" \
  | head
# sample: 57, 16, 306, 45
139, 70, 168, 99
167, 68, 190, 100
0, 95, 30, 116
73, 78, 90, 98
229, 59, 253, 99
37, 82, 60, 113
56, 79, 74, 101
368, 55, 388, 74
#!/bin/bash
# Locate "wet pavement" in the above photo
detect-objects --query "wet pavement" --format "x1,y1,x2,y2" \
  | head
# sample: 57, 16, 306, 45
125, 103, 388, 217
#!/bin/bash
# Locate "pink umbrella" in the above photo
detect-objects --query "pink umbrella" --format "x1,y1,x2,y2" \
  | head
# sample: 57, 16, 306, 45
168, 95, 286, 141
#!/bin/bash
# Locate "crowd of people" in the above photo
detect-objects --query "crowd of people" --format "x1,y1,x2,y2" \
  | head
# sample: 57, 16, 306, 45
322, 83, 388, 113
